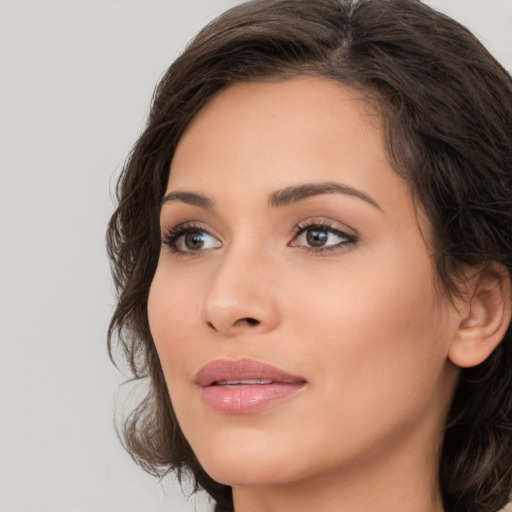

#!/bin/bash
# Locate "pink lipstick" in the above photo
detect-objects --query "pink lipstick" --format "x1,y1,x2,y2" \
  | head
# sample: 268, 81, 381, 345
195, 358, 306, 414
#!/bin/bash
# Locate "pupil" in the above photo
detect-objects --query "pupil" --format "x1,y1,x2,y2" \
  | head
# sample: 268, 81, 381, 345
185, 232, 204, 250
306, 229, 328, 247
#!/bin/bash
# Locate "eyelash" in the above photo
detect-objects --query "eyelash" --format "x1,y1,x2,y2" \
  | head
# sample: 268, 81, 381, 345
162, 222, 214, 256
291, 220, 357, 253
161, 220, 357, 255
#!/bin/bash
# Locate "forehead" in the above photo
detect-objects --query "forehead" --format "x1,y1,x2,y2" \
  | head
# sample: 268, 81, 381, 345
171, 78, 387, 179
167, 78, 408, 214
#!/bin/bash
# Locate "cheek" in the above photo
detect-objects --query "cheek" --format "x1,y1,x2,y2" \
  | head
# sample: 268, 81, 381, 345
286, 251, 451, 408
147, 264, 200, 371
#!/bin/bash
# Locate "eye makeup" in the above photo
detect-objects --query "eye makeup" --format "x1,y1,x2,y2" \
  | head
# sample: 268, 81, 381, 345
290, 219, 358, 254
161, 215, 359, 258
162, 222, 221, 256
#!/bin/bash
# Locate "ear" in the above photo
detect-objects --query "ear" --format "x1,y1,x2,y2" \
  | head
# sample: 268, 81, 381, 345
448, 263, 512, 368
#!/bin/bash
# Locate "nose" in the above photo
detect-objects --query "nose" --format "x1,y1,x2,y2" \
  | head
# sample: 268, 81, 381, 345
201, 246, 280, 337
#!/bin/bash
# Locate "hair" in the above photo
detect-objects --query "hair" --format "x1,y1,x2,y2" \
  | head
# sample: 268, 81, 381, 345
106, 1, 512, 511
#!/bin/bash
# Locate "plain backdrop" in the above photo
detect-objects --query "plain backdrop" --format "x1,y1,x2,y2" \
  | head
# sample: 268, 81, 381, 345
0, 1, 511, 511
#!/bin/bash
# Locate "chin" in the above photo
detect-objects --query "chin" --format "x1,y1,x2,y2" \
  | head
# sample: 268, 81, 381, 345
201, 454, 299, 488
186, 428, 309, 487
204, 463, 279, 487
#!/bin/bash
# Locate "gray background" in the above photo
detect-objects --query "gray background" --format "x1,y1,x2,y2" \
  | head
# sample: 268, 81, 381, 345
1, 1, 511, 511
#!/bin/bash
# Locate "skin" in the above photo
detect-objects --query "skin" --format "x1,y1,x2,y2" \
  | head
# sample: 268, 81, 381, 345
148, 78, 465, 512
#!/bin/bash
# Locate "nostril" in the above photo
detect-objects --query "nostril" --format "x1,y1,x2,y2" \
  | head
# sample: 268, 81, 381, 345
205, 317, 261, 332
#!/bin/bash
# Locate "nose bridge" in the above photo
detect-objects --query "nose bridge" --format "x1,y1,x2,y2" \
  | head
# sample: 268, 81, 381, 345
201, 235, 278, 335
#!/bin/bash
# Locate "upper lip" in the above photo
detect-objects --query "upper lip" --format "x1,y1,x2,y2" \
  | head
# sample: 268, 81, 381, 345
195, 358, 306, 387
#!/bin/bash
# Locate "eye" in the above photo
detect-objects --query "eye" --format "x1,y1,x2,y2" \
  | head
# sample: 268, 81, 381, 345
290, 221, 357, 252
163, 224, 222, 254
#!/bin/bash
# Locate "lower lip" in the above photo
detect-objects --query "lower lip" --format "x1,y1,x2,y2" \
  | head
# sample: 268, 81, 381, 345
200, 382, 305, 414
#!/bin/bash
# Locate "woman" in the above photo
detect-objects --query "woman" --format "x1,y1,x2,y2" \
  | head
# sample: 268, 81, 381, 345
107, 1, 512, 511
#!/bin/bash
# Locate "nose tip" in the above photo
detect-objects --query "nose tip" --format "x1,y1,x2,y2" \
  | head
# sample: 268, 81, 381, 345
203, 298, 274, 336
201, 260, 278, 337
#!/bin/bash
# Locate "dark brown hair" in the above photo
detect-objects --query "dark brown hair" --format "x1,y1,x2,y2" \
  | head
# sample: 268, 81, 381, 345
107, 1, 512, 511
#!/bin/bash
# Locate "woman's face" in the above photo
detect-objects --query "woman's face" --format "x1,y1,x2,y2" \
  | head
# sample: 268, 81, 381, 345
148, 78, 461, 490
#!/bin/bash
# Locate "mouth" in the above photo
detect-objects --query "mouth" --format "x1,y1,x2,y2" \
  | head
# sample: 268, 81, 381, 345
195, 358, 307, 414
214, 379, 273, 387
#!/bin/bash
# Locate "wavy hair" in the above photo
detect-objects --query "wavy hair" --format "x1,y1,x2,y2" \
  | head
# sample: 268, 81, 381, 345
107, 1, 512, 511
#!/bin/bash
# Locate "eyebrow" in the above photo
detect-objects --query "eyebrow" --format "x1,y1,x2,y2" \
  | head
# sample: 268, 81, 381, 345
268, 182, 382, 211
161, 181, 382, 212
161, 191, 214, 210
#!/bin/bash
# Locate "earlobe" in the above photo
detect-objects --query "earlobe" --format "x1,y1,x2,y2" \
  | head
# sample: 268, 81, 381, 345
448, 263, 512, 368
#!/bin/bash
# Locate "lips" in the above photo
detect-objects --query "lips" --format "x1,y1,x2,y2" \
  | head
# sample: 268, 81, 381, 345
195, 358, 306, 414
